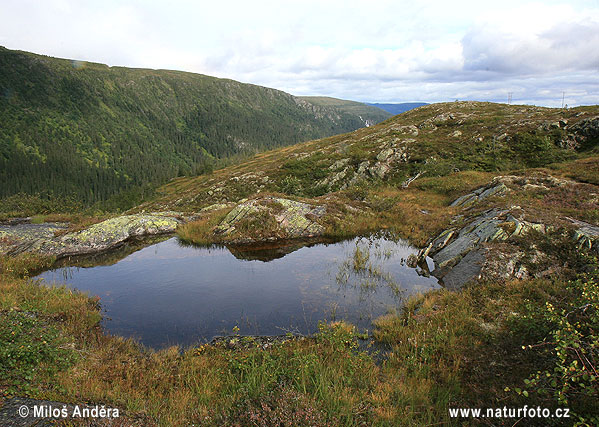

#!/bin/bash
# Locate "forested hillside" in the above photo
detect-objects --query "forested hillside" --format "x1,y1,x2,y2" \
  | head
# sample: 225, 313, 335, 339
0, 47, 387, 205
298, 96, 391, 125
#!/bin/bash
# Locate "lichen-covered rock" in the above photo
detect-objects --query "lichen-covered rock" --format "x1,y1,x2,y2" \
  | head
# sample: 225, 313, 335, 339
0, 222, 68, 256
0, 214, 181, 258
376, 148, 395, 162
329, 158, 350, 171
450, 183, 508, 208
568, 217, 599, 251
389, 124, 419, 136
449, 174, 576, 210
214, 196, 326, 242
571, 116, 599, 141
419, 208, 545, 288
368, 162, 391, 179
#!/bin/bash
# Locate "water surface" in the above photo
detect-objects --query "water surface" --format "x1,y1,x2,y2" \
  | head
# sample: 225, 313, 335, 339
36, 236, 439, 348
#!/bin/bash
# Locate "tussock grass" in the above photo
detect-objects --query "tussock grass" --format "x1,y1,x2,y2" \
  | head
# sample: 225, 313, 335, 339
176, 208, 230, 246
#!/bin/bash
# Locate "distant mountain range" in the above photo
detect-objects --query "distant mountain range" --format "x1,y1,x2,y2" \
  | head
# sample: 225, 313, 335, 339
367, 102, 429, 115
0, 47, 389, 205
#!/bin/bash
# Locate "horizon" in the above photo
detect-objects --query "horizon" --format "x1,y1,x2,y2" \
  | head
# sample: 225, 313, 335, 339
5, 45, 596, 109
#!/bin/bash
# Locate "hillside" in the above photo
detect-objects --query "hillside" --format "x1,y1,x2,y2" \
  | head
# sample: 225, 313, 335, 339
367, 102, 428, 115
139, 101, 599, 216
2, 101, 599, 425
0, 47, 388, 205
298, 96, 391, 126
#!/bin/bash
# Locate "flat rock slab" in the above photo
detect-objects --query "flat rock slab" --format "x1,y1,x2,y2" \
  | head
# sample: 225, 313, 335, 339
441, 248, 487, 290
422, 207, 546, 286
0, 214, 181, 258
0, 223, 69, 256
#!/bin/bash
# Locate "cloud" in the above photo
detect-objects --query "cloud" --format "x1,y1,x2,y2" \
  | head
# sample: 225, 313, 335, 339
0, 0, 597, 106
462, 19, 599, 76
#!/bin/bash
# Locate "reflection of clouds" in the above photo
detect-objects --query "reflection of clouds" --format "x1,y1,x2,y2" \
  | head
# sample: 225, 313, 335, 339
34, 234, 437, 348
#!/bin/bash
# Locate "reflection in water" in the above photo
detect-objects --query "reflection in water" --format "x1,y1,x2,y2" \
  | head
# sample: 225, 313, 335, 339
35, 236, 439, 349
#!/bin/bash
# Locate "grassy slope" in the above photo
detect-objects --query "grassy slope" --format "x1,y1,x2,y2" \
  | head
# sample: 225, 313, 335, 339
138, 101, 598, 244
0, 47, 388, 205
1, 102, 598, 426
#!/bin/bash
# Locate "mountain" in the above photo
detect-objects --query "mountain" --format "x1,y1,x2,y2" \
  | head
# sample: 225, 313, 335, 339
0, 47, 388, 205
298, 96, 391, 126
367, 102, 428, 115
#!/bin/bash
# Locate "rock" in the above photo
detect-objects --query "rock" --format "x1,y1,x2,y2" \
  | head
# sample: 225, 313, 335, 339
369, 162, 390, 179
478, 183, 508, 200
329, 158, 350, 171
418, 228, 455, 259
482, 248, 529, 282
441, 248, 487, 290
522, 184, 548, 191
376, 148, 395, 162
571, 116, 599, 146
421, 208, 545, 284
317, 167, 350, 190
567, 217, 599, 251
357, 161, 370, 175
449, 130, 462, 137
450, 193, 478, 208
432, 209, 510, 270
0, 222, 68, 256
418, 121, 437, 131
214, 197, 326, 242
0, 214, 182, 258
390, 124, 419, 136
450, 183, 508, 208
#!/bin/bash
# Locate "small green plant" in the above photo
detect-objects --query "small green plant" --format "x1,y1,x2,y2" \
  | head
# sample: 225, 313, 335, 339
513, 274, 599, 424
279, 175, 303, 195
509, 131, 567, 167
30, 215, 46, 224
0, 310, 77, 395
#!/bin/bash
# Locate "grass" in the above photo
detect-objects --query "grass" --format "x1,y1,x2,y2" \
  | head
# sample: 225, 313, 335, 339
3, 225, 597, 425
2, 102, 599, 425
176, 208, 231, 246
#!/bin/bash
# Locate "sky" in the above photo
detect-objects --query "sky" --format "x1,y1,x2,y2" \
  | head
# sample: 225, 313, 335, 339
1, 0, 598, 107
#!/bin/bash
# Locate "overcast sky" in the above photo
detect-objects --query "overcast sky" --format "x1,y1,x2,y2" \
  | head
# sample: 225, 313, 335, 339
1, 0, 598, 107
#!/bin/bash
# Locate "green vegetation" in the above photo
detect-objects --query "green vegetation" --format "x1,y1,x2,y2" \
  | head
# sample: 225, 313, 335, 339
0, 47, 387, 209
513, 274, 599, 419
0, 310, 76, 396
2, 101, 598, 425
2, 228, 597, 425
135, 102, 598, 217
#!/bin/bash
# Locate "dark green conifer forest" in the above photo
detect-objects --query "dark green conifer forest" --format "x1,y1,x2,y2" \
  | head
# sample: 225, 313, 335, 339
0, 47, 389, 208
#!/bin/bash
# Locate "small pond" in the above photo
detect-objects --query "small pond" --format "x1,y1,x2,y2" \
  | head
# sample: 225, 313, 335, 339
35, 235, 439, 349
